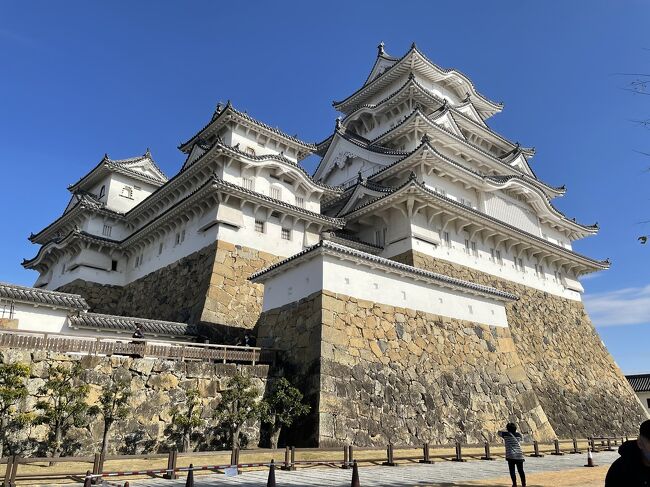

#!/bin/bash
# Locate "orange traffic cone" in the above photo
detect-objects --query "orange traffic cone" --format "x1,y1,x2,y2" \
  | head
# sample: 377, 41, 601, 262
351, 459, 360, 487
584, 447, 597, 467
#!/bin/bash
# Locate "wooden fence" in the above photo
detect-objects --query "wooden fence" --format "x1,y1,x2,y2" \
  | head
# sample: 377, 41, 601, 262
0, 329, 268, 365
0, 436, 631, 485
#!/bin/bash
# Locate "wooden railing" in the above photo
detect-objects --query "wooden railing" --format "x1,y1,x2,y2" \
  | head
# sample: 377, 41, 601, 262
0, 329, 266, 365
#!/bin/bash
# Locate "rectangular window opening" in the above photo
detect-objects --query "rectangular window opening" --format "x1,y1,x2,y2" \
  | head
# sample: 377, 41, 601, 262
281, 228, 291, 240
255, 220, 265, 233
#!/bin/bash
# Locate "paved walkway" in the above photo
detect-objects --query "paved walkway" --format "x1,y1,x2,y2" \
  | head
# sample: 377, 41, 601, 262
118, 450, 618, 487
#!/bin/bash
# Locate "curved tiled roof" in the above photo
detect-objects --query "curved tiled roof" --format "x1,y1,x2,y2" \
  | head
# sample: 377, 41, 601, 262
0, 282, 88, 310
333, 43, 502, 116
179, 101, 316, 154
341, 178, 609, 271
249, 240, 518, 302
29, 191, 125, 243
69, 312, 197, 338
627, 374, 650, 393
23, 229, 120, 268
68, 151, 168, 192
342, 74, 532, 157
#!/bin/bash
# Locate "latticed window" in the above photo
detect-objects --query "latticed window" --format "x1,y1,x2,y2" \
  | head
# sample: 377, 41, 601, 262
255, 220, 265, 233
102, 225, 112, 237
270, 186, 281, 200
242, 177, 255, 191
281, 228, 291, 240
296, 196, 305, 208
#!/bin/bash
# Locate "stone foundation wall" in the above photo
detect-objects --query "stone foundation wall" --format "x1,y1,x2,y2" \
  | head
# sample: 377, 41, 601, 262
256, 292, 324, 446
256, 290, 557, 447
317, 290, 555, 446
58, 241, 281, 335
201, 241, 280, 329
391, 250, 648, 436
0, 348, 268, 456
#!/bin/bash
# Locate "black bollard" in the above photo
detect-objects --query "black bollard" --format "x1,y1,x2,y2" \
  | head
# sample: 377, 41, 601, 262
83, 470, 92, 487
451, 441, 466, 462
282, 446, 291, 471
551, 439, 564, 455
419, 442, 432, 464
342, 444, 350, 469
481, 441, 495, 460
123, 483, 129, 487
351, 460, 360, 487
571, 438, 582, 454
267, 459, 276, 487
529, 440, 544, 457
382, 443, 397, 466
185, 464, 194, 487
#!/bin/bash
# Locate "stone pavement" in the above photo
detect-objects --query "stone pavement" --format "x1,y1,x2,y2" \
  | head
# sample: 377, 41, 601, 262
119, 450, 619, 487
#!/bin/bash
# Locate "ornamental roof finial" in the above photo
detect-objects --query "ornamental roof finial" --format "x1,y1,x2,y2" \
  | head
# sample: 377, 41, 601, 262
335, 117, 342, 130
377, 41, 385, 56
357, 171, 363, 183
408, 170, 417, 181
408, 71, 415, 81
145, 147, 152, 158
102, 153, 109, 161
421, 133, 431, 144
410, 41, 417, 50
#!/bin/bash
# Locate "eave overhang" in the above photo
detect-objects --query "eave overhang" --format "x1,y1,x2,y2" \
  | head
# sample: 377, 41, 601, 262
367, 141, 593, 237
178, 102, 316, 160
249, 240, 518, 302
68, 153, 167, 193
23, 230, 120, 270
342, 178, 609, 275
342, 74, 530, 158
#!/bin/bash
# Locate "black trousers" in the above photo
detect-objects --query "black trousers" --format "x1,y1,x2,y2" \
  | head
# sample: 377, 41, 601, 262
507, 459, 526, 485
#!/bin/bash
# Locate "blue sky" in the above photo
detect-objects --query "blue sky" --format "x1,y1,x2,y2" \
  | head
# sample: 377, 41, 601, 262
1, 1, 648, 373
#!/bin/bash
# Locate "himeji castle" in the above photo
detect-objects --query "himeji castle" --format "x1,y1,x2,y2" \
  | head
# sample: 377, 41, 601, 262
21, 43, 646, 446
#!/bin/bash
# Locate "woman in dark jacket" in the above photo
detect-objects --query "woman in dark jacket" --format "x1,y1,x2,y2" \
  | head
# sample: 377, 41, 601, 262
605, 420, 650, 487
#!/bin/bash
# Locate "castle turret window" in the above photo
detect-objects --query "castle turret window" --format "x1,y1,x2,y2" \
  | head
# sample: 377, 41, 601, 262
102, 225, 112, 237
281, 228, 291, 240
255, 219, 265, 233
120, 186, 133, 199
270, 186, 281, 200
98, 185, 105, 199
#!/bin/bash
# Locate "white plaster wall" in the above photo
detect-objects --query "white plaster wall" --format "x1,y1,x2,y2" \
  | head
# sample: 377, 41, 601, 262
261, 256, 324, 311
260, 252, 508, 327
106, 173, 158, 213
420, 172, 478, 208
540, 223, 573, 249
484, 193, 540, 236
8, 302, 69, 333
384, 232, 583, 301
230, 128, 299, 163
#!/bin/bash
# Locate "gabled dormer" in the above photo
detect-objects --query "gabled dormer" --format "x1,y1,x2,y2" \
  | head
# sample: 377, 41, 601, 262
67, 150, 167, 213
178, 101, 315, 163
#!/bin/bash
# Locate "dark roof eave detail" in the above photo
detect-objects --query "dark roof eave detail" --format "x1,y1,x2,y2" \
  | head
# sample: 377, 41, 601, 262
178, 103, 316, 155
249, 240, 518, 301
0, 282, 88, 310
342, 180, 608, 270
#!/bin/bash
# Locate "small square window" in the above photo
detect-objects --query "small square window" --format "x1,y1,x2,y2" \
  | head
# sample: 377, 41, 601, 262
255, 220, 265, 233
281, 228, 291, 240
111, 260, 118, 271
102, 225, 112, 237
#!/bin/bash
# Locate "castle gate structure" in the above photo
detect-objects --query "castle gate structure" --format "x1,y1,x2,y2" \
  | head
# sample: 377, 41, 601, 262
24, 42, 648, 446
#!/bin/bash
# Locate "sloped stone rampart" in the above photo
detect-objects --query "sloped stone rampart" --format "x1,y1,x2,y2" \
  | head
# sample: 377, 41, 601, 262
0, 348, 268, 455
257, 291, 557, 447
201, 241, 280, 329
57, 241, 281, 333
391, 250, 648, 437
